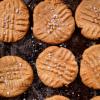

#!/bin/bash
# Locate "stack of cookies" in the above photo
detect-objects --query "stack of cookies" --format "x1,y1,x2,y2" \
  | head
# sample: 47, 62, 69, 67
0, 0, 100, 99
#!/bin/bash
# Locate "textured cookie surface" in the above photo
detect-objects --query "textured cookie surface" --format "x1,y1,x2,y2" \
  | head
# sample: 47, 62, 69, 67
36, 46, 78, 88
0, 0, 29, 42
80, 44, 100, 89
33, 0, 75, 44
75, 0, 100, 39
45, 95, 70, 100
0, 56, 33, 97
91, 96, 100, 100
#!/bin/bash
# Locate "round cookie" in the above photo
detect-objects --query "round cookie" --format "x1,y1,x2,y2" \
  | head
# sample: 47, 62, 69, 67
80, 44, 100, 89
75, 0, 100, 39
91, 96, 100, 100
36, 46, 78, 88
0, 0, 29, 42
33, 0, 75, 44
0, 56, 33, 97
45, 95, 70, 100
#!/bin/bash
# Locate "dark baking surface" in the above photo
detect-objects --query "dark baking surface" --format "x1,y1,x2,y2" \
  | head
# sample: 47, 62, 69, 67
0, 0, 100, 100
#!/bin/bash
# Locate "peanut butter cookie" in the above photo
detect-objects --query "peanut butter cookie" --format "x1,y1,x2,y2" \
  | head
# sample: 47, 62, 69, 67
0, 56, 33, 97
75, 0, 100, 39
0, 0, 29, 42
36, 46, 78, 88
33, 0, 75, 44
80, 44, 100, 89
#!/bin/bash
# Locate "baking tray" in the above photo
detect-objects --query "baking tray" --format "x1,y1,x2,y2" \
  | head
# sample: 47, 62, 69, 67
0, 0, 100, 100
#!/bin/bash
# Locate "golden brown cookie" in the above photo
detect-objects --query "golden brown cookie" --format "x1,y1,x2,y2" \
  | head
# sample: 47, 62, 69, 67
80, 44, 100, 89
33, 0, 75, 44
75, 0, 100, 39
45, 95, 70, 100
0, 0, 29, 42
0, 56, 33, 97
91, 96, 100, 100
36, 46, 78, 88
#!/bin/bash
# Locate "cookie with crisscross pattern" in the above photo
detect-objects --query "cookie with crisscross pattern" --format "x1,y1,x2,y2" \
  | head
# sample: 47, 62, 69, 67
0, 0, 29, 42
0, 56, 33, 97
33, 0, 75, 44
80, 44, 100, 89
36, 46, 78, 88
75, 0, 100, 39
